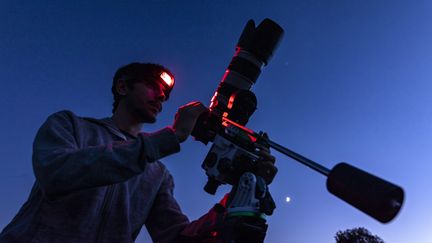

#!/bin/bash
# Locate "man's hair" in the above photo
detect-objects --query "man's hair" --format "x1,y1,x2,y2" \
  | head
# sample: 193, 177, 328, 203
111, 62, 174, 113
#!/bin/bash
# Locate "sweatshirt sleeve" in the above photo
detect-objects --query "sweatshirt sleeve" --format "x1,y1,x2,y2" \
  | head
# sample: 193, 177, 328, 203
32, 111, 180, 196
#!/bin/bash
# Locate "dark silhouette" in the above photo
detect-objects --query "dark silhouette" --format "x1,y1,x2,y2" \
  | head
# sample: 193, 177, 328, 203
335, 227, 385, 243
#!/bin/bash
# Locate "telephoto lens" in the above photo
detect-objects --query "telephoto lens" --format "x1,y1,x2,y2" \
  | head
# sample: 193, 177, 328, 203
193, 19, 284, 144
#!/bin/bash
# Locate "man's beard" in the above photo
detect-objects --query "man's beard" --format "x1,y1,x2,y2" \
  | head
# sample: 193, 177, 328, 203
123, 95, 159, 124
134, 108, 157, 123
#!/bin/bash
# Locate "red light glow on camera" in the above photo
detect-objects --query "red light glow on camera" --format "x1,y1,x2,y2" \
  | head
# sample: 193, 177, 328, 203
227, 94, 235, 109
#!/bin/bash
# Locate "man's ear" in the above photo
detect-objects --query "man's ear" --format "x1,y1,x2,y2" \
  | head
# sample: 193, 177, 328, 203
116, 79, 128, 96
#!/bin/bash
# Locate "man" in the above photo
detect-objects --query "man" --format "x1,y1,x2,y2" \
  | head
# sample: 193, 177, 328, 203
0, 62, 275, 243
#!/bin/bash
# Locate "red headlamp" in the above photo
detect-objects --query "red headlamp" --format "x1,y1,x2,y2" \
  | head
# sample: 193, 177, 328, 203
160, 71, 174, 88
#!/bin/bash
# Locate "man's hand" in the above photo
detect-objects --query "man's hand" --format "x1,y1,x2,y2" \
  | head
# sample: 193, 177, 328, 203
172, 101, 207, 143
255, 133, 277, 185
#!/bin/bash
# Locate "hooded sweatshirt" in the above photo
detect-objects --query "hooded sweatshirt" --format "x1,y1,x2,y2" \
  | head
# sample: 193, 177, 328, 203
0, 110, 190, 243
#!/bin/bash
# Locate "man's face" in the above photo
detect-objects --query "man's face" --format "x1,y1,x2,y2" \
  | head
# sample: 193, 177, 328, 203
122, 80, 167, 123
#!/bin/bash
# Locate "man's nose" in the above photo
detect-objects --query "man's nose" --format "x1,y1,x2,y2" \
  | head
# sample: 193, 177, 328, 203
156, 88, 166, 101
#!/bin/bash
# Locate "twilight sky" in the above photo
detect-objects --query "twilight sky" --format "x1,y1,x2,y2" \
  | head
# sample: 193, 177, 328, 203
1, 1, 431, 242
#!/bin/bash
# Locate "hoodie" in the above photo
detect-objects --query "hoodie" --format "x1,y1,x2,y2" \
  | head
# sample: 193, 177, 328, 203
0, 110, 189, 243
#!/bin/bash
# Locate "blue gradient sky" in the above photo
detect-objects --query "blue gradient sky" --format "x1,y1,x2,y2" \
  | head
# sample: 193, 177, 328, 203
1, 1, 431, 242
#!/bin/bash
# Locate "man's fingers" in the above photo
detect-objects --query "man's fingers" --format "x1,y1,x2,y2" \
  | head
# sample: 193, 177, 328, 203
255, 143, 275, 164
258, 154, 276, 164
172, 101, 208, 143
178, 101, 207, 115
181, 101, 204, 109
255, 143, 270, 153
263, 155, 276, 164
256, 161, 278, 184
